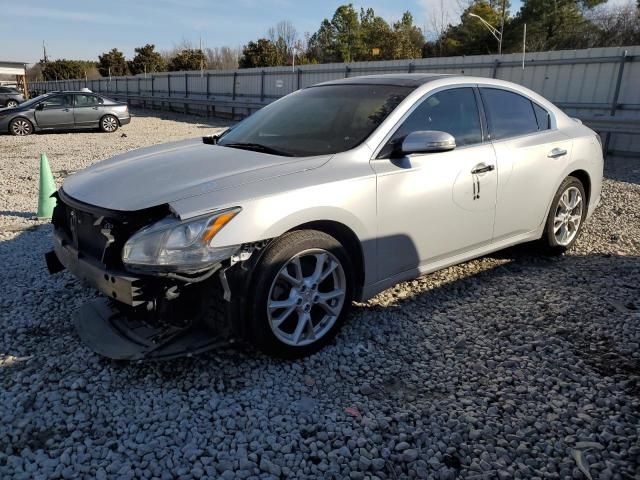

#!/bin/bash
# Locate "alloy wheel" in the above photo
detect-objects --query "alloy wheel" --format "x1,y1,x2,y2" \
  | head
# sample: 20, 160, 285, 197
102, 116, 118, 132
553, 186, 583, 246
267, 249, 346, 347
11, 119, 31, 136
7, 100, 18, 108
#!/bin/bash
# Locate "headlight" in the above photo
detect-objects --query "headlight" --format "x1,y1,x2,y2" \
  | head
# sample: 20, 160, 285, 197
122, 208, 241, 272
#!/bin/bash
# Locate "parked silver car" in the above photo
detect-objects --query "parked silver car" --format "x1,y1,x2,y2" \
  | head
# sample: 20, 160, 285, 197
0, 86, 25, 108
0, 91, 130, 135
46, 74, 603, 359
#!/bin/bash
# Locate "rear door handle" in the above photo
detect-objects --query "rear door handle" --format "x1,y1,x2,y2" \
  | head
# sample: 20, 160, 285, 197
62, 108, 70, 112
471, 163, 495, 174
548, 147, 567, 158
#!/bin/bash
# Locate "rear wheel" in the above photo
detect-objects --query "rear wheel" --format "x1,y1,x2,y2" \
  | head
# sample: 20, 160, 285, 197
100, 115, 119, 133
9, 118, 33, 136
540, 176, 587, 254
246, 230, 354, 358
6, 100, 19, 108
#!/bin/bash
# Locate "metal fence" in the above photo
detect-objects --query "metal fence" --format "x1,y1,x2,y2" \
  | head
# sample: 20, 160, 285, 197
32, 45, 640, 157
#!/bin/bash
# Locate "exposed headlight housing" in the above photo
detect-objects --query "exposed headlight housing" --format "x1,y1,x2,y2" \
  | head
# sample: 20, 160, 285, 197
122, 208, 241, 272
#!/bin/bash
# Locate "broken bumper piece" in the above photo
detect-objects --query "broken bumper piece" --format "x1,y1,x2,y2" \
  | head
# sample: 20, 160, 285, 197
74, 299, 232, 361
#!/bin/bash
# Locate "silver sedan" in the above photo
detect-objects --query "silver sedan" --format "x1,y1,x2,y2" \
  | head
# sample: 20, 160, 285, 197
48, 74, 603, 359
0, 90, 130, 135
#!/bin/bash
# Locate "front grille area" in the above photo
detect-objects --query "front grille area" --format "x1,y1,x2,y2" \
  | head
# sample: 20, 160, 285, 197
52, 190, 169, 270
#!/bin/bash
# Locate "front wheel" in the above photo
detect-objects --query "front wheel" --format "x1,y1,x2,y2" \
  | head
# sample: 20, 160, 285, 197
246, 230, 354, 358
540, 176, 587, 254
100, 115, 119, 133
6, 100, 19, 108
9, 117, 33, 136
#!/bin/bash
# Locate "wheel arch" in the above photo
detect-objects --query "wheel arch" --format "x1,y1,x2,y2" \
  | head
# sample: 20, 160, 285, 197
288, 220, 366, 301
8, 116, 34, 134
567, 169, 591, 205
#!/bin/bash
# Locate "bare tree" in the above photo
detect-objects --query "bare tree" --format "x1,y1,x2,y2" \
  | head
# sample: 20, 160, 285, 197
267, 20, 299, 65
205, 46, 241, 70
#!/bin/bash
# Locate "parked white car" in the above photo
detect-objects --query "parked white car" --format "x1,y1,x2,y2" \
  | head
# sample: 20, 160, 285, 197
47, 74, 603, 359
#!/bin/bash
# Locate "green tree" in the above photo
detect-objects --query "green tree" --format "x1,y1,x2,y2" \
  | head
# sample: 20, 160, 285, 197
359, 8, 394, 60
239, 39, 278, 68
307, 19, 339, 63
433, 1, 507, 56
510, 0, 605, 51
331, 4, 363, 62
391, 12, 424, 59
167, 49, 207, 71
41, 59, 98, 80
128, 44, 166, 75
97, 48, 129, 77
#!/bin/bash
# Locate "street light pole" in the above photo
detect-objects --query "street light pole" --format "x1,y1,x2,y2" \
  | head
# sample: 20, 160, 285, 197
469, 12, 503, 55
499, 0, 506, 55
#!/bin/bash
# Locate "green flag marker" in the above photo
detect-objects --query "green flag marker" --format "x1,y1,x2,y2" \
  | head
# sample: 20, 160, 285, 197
37, 153, 57, 219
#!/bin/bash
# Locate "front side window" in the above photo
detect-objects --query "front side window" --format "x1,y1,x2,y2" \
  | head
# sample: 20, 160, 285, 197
39, 95, 72, 109
378, 87, 483, 158
75, 94, 101, 107
218, 84, 414, 157
481, 88, 539, 140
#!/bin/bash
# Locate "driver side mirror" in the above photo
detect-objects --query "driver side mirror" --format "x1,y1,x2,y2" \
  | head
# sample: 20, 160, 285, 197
36, 103, 44, 111
401, 130, 456, 154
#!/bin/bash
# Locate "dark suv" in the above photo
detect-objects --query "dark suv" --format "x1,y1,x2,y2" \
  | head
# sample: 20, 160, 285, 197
0, 86, 25, 108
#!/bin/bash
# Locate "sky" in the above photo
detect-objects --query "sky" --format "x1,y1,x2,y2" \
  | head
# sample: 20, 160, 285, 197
0, 0, 629, 64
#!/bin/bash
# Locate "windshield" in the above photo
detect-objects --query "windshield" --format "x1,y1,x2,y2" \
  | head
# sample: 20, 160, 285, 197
218, 84, 414, 157
18, 94, 50, 109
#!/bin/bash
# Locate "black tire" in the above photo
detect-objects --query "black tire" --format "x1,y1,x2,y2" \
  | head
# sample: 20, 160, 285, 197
9, 117, 33, 136
540, 176, 587, 254
245, 230, 354, 358
100, 114, 119, 133
6, 100, 19, 108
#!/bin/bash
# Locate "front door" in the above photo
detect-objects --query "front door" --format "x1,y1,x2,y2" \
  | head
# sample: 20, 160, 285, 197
34, 94, 74, 129
372, 86, 497, 281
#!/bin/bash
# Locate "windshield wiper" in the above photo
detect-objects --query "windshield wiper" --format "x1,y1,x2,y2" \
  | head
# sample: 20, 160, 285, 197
221, 142, 292, 157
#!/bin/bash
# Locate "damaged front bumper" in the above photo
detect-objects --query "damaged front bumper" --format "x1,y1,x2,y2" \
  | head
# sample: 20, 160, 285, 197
49, 233, 143, 306
47, 230, 239, 361
73, 299, 232, 361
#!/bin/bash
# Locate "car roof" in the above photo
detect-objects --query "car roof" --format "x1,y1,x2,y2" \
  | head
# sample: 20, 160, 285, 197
313, 73, 455, 88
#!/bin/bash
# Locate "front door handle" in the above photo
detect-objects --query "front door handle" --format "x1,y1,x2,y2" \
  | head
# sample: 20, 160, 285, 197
62, 108, 70, 112
548, 147, 567, 158
92, 106, 99, 110
471, 163, 495, 174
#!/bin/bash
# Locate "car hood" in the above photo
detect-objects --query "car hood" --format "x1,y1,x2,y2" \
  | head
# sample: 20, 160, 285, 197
62, 138, 331, 212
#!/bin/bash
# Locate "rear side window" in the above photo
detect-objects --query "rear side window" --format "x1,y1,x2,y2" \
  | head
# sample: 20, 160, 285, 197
481, 88, 539, 140
75, 94, 101, 106
0, 87, 9, 93
532, 102, 550, 130
378, 87, 482, 157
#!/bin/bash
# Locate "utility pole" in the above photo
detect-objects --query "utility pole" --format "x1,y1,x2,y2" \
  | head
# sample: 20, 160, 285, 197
499, 0, 506, 55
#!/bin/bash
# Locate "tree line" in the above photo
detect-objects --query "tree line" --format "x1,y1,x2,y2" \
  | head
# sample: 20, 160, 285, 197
32, 0, 640, 81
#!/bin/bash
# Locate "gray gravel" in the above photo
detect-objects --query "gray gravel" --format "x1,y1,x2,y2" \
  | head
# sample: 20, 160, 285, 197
1, 110, 639, 479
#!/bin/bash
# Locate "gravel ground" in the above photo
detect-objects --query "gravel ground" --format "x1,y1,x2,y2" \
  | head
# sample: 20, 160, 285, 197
0, 110, 638, 480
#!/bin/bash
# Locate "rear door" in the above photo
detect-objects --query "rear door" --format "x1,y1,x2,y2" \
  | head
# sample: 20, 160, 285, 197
73, 94, 103, 127
34, 94, 74, 129
479, 87, 572, 241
